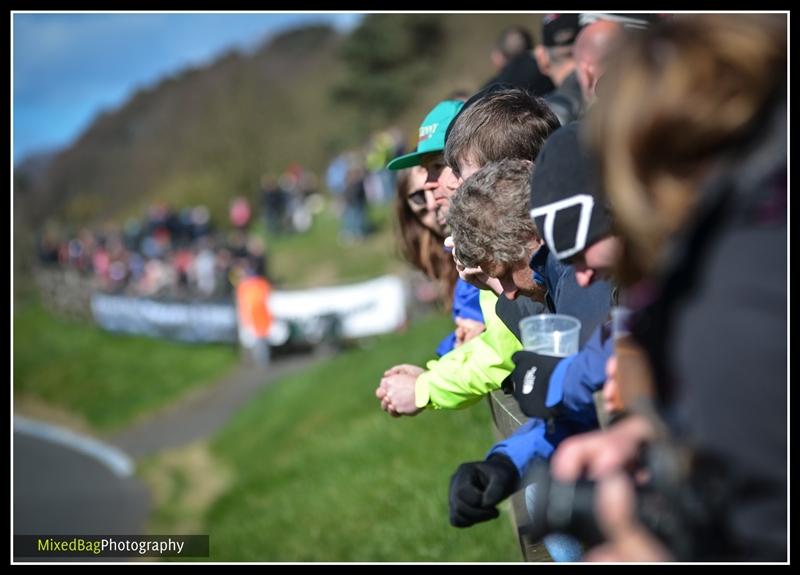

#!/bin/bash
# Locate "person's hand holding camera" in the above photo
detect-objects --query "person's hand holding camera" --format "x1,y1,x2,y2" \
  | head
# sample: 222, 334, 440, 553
550, 413, 656, 482
449, 454, 519, 527
583, 473, 673, 562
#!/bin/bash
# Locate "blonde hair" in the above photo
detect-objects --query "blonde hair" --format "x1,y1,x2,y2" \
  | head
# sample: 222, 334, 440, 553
588, 14, 786, 278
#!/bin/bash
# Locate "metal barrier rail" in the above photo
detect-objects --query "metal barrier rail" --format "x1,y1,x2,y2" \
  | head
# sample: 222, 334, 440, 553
487, 390, 552, 562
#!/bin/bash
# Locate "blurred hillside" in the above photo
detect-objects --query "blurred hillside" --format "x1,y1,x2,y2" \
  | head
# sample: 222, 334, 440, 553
14, 14, 545, 291
15, 14, 542, 229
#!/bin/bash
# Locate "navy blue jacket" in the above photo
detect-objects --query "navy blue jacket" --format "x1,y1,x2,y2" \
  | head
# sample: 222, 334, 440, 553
531, 244, 613, 346
488, 323, 612, 476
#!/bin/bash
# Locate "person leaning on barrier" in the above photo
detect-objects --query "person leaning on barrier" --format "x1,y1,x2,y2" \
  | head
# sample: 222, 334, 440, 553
534, 13, 585, 127
549, 14, 787, 561
377, 89, 562, 417
446, 130, 621, 562
393, 164, 484, 356
444, 87, 613, 351
376, 98, 518, 417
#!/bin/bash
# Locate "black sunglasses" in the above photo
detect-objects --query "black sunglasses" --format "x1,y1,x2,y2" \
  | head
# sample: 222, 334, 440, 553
407, 189, 427, 207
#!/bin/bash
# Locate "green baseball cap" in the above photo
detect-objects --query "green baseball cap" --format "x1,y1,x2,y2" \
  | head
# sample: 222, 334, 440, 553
386, 99, 464, 170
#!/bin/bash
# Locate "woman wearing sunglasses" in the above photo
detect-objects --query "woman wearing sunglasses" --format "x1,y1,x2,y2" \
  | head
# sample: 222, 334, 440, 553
394, 165, 485, 354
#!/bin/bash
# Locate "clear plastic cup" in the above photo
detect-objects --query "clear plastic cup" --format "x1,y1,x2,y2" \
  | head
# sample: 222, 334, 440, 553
519, 314, 581, 357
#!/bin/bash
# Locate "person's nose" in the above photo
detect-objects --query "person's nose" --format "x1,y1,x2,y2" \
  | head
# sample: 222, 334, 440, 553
427, 180, 446, 201
424, 190, 438, 213
575, 268, 595, 288
499, 276, 518, 300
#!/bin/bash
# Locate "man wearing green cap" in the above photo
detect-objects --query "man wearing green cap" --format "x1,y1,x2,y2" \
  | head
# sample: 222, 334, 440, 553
376, 99, 521, 416
387, 99, 464, 170
387, 99, 464, 229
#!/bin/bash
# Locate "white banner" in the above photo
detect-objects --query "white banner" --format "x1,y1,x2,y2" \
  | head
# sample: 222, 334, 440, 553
89, 275, 407, 345
270, 275, 407, 339
91, 295, 238, 343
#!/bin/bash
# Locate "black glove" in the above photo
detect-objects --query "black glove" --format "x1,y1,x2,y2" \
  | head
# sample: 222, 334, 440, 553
449, 454, 519, 528
510, 350, 563, 419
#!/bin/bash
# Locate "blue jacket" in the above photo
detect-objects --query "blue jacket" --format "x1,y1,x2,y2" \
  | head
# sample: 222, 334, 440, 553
436, 279, 483, 356
488, 322, 612, 476
531, 244, 612, 346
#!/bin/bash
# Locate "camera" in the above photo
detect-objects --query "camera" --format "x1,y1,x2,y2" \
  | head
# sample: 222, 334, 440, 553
520, 442, 730, 560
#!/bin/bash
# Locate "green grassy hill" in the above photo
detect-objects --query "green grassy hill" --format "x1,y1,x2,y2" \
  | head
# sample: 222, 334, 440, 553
146, 313, 521, 561
13, 298, 238, 432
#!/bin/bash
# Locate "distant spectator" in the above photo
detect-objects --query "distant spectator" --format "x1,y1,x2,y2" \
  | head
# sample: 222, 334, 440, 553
235, 268, 273, 369
535, 13, 585, 125
325, 153, 350, 197
229, 196, 252, 230
36, 230, 60, 265
260, 174, 288, 235
190, 205, 213, 240
246, 234, 269, 280
193, 239, 217, 298
483, 26, 555, 97
340, 165, 370, 242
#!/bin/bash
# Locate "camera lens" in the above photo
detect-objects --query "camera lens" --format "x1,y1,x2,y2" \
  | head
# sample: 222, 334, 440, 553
522, 459, 605, 547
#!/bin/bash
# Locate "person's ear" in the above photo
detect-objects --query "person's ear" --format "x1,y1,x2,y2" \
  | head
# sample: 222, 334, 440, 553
490, 48, 505, 70
534, 45, 550, 75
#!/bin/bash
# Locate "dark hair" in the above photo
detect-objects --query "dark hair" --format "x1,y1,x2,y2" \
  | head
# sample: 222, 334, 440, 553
498, 26, 534, 59
444, 88, 560, 176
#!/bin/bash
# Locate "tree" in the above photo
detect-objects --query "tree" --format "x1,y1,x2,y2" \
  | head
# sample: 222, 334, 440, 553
333, 14, 445, 138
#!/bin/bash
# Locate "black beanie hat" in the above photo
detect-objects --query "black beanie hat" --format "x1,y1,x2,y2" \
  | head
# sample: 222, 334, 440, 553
529, 122, 612, 261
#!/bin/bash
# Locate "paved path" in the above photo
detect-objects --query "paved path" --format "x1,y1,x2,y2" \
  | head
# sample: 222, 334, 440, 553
14, 348, 332, 561
13, 431, 149, 561
109, 348, 332, 458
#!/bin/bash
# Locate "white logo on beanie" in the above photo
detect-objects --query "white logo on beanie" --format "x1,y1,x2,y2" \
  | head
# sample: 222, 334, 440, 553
530, 193, 595, 261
